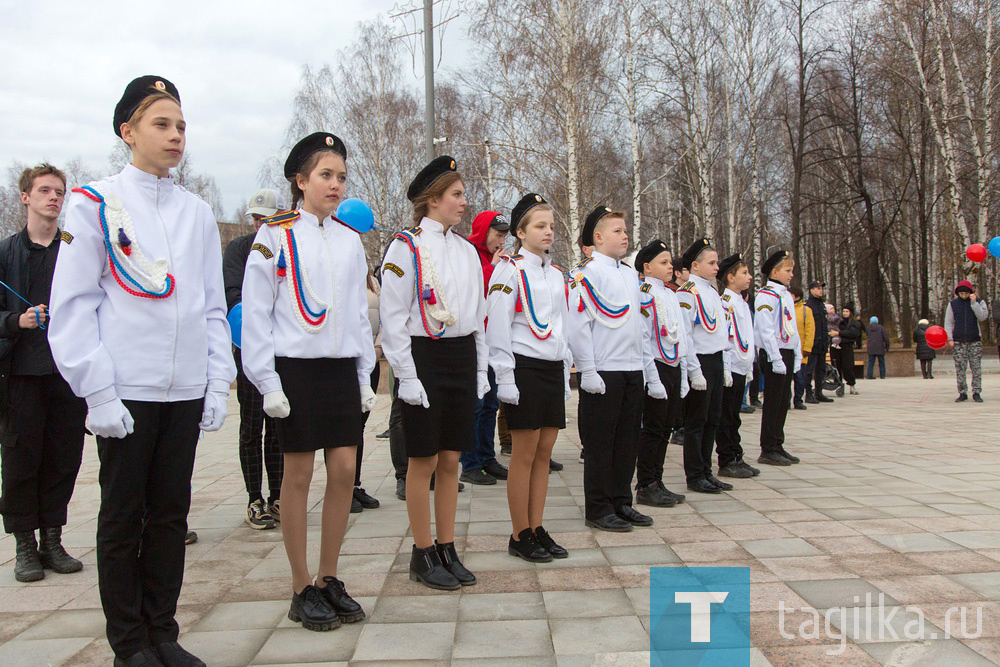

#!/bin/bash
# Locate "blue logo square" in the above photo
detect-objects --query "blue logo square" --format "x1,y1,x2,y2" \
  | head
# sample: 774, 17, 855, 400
650, 566, 753, 666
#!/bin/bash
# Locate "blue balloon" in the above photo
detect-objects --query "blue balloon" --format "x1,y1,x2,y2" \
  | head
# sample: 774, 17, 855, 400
336, 198, 376, 233
227, 302, 242, 349
989, 236, 1000, 259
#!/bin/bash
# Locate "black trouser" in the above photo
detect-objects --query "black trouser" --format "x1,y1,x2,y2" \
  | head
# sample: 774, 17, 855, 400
576, 372, 586, 452
759, 348, 794, 454
748, 358, 762, 404
388, 379, 408, 480
919, 359, 934, 379
234, 348, 281, 505
579, 370, 643, 520
840, 346, 856, 385
356, 365, 381, 486
716, 371, 747, 469
0, 374, 86, 533
636, 362, 682, 488
96, 399, 201, 659
682, 352, 724, 483
803, 350, 823, 398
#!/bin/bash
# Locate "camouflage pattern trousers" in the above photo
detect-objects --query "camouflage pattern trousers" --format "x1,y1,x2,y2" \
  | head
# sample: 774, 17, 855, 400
953, 341, 983, 395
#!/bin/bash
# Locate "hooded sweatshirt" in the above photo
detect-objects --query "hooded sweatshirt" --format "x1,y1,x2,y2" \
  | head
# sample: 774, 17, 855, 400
468, 211, 501, 295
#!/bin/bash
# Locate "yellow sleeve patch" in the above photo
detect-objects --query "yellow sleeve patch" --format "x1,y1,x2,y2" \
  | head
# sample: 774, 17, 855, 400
383, 263, 404, 278
757, 304, 773, 312
60, 231, 74, 245
251, 243, 273, 259
679, 302, 692, 310
640, 283, 651, 293
488, 284, 513, 295
641, 308, 650, 318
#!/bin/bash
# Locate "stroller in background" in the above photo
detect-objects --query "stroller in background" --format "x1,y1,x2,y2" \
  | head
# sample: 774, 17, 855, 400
823, 351, 845, 397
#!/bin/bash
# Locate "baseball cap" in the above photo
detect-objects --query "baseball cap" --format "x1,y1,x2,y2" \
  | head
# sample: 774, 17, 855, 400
247, 189, 285, 217
808, 281, 826, 289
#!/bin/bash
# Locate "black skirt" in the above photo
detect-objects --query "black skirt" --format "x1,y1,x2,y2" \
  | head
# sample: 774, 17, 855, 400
502, 354, 566, 430
274, 356, 363, 452
401, 335, 477, 458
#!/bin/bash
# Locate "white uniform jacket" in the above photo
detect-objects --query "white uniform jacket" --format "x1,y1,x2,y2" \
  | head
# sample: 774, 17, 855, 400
48, 164, 235, 406
722, 288, 756, 377
753, 280, 802, 372
241, 209, 375, 395
675, 274, 730, 380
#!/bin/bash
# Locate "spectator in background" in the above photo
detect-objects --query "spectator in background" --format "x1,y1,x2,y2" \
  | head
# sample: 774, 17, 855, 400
866, 316, 890, 379
838, 304, 861, 394
790, 286, 814, 410
827, 304, 842, 371
945, 280, 989, 402
913, 318, 936, 380
804, 282, 834, 403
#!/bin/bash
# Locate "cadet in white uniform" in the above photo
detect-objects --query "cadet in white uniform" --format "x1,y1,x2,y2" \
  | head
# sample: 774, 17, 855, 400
380, 156, 486, 591
633, 240, 689, 509
715, 253, 759, 479
243, 132, 375, 632
48, 76, 235, 667
487, 194, 572, 562
676, 239, 732, 495
567, 207, 665, 533
754, 250, 803, 466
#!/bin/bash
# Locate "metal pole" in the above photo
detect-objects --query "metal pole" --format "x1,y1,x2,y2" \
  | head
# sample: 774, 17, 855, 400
485, 139, 493, 211
424, 0, 435, 162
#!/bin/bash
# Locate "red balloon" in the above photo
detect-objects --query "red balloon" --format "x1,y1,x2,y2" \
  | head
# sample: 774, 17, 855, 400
967, 244, 988, 262
925, 325, 948, 350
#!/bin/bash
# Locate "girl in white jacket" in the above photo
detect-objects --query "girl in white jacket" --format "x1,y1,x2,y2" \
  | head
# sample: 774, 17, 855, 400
49, 75, 235, 667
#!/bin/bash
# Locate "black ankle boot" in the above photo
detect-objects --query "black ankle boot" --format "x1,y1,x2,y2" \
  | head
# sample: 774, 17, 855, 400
288, 584, 341, 631
533, 526, 568, 559
508, 528, 552, 562
435, 540, 477, 585
38, 527, 83, 574
319, 576, 366, 623
409, 545, 461, 590
13, 531, 44, 582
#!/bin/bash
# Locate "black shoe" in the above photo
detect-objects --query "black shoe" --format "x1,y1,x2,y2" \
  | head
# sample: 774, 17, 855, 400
458, 482, 465, 492
656, 481, 685, 504
38, 527, 83, 574
616, 505, 653, 526
153, 641, 206, 667
804, 396, 819, 404
717, 463, 753, 479
483, 459, 509, 480
549, 459, 564, 472
500, 442, 512, 456
354, 486, 379, 509
706, 475, 734, 491
533, 526, 568, 559
793, 403, 807, 410
670, 430, 684, 445
375, 429, 390, 440
928, 374, 934, 379
737, 460, 761, 476
956, 393, 968, 402
778, 449, 801, 464
395, 478, 406, 501
686, 479, 722, 494
288, 584, 341, 631
13, 531, 43, 582
460, 469, 497, 485
508, 528, 552, 562
184, 531, 198, 545
409, 544, 461, 590
436, 540, 477, 585
750, 399, 762, 407
635, 483, 677, 507
740, 405, 755, 414
815, 394, 834, 403
319, 576, 366, 623
973, 393, 984, 403
758, 452, 792, 466
585, 514, 633, 532
114, 648, 165, 667
245, 499, 277, 530
578, 450, 585, 464
350, 497, 363, 513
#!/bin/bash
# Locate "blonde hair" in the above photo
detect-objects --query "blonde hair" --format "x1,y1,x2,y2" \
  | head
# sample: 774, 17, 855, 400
411, 172, 464, 225
122, 92, 181, 139
772, 256, 795, 275
513, 203, 554, 252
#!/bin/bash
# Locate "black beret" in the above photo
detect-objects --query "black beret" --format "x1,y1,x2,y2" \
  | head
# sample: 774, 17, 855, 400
407, 155, 458, 202
718, 253, 744, 278
681, 238, 713, 270
582, 205, 615, 246
284, 132, 348, 178
635, 239, 669, 272
114, 75, 180, 138
511, 193, 547, 230
761, 249, 790, 277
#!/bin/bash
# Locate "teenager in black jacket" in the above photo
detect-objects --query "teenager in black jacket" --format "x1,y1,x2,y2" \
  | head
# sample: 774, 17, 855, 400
837, 303, 861, 394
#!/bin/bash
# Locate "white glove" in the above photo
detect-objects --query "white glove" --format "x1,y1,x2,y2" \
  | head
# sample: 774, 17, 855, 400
263, 390, 291, 418
477, 371, 491, 399
724, 369, 733, 388
772, 359, 787, 375
647, 381, 667, 400
564, 382, 572, 402
199, 391, 228, 431
747, 367, 754, 383
398, 378, 430, 408
360, 384, 377, 413
88, 397, 135, 439
680, 378, 690, 399
793, 358, 802, 374
498, 382, 519, 405
580, 371, 606, 395
690, 374, 708, 392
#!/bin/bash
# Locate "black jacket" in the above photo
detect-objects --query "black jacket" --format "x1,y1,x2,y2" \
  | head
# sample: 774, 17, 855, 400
913, 323, 936, 360
805, 295, 828, 353
223, 232, 255, 313
838, 318, 862, 351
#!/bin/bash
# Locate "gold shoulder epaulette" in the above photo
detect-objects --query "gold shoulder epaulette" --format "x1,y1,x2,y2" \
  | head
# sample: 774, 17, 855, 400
640, 283, 652, 293
264, 210, 299, 226
721, 293, 731, 302
576, 257, 593, 268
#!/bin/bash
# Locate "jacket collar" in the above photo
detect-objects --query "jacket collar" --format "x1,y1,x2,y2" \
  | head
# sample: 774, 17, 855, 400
592, 250, 621, 267
691, 274, 715, 290
121, 163, 175, 195
517, 248, 549, 268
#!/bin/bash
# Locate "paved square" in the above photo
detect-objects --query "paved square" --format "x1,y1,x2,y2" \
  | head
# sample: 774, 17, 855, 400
1, 374, 997, 665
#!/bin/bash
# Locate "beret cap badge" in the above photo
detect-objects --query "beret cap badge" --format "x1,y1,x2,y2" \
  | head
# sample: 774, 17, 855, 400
535, 195, 542, 202
154, 80, 166, 91
325, 136, 334, 146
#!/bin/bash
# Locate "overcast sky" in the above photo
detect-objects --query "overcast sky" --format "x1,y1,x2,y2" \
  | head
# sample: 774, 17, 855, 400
0, 0, 471, 216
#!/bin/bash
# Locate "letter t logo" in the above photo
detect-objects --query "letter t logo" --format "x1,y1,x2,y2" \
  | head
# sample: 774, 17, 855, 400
675, 591, 729, 642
